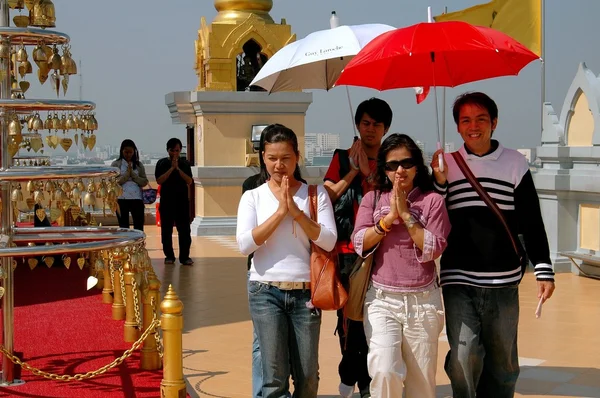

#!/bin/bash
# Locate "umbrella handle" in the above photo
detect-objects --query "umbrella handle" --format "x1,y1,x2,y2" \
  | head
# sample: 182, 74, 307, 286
437, 142, 444, 173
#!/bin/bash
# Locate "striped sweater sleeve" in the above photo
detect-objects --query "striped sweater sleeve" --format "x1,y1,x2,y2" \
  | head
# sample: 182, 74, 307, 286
515, 170, 555, 281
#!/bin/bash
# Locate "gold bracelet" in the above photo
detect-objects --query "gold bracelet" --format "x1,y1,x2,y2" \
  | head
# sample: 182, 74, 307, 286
379, 218, 392, 233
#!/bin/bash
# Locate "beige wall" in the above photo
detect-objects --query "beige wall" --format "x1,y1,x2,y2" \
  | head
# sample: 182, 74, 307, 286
580, 204, 600, 251
567, 92, 594, 146
196, 114, 306, 166
195, 185, 242, 217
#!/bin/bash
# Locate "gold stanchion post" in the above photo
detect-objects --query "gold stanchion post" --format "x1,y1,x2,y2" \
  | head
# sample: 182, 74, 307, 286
141, 268, 161, 370
160, 285, 186, 397
111, 249, 126, 320
123, 253, 139, 342
101, 250, 113, 303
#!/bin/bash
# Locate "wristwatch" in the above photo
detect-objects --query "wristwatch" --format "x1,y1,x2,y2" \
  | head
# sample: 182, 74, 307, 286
404, 215, 418, 229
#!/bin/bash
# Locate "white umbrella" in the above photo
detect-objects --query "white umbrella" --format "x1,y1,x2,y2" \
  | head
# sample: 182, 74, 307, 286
250, 24, 395, 93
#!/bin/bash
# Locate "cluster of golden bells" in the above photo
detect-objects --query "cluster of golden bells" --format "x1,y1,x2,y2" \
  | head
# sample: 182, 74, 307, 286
8, 0, 56, 29
7, 111, 99, 156
2, 41, 77, 98
3, 0, 74, 97
9, 177, 122, 224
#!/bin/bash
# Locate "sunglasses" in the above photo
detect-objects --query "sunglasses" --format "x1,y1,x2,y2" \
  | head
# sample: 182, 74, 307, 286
384, 158, 417, 171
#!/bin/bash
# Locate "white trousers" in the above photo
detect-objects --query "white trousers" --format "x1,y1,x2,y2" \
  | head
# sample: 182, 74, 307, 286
364, 286, 444, 398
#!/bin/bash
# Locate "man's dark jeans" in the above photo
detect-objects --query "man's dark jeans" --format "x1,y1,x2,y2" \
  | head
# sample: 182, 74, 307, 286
443, 284, 520, 398
159, 200, 191, 262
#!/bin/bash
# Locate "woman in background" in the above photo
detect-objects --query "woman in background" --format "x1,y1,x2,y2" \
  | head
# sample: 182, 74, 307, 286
111, 139, 148, 231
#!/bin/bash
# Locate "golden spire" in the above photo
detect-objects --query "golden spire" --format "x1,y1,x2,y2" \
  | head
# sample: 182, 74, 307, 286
213, 0, 274, 24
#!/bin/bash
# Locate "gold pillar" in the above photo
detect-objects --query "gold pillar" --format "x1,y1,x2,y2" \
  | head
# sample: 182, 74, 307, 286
160, 285, 186, 397
123, 254, 139, 343
111, 249, 125, 320
141, 268, 161, 370
101, 250, 113, 303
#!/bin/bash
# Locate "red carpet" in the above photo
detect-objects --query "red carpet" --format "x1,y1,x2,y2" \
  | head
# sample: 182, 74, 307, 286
0, 264, 164, 397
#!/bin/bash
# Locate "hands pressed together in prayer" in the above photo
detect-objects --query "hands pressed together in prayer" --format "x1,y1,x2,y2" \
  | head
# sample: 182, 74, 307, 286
275, 176, 303, 219
349, 139, 371, 177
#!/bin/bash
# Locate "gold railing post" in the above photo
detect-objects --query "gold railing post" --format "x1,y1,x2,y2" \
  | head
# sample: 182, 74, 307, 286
141, 268, 161, 370
123, 253, 139, 342
101, 250, 113, 303
110, 249, 125, 320
160, 285, 186, 397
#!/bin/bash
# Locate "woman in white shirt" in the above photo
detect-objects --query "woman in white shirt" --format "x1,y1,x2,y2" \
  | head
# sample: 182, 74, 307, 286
111, 139, 148, 231
237, 124, 337, 398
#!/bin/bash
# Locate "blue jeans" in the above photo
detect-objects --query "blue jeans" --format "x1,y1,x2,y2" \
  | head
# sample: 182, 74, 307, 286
442, 284, 520, 398
252, 328, 262, 398
248, 280, 321, 398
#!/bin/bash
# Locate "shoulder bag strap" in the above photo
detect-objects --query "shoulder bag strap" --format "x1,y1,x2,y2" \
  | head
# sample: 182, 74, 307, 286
308, 184, 318, 222
451, 152, 522, 258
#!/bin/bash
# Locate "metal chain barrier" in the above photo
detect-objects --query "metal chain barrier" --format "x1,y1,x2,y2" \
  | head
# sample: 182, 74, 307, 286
151, 297, 164, 359
119, 264, 127, 308
131, 276, 142, 330
0, 317, 161, 382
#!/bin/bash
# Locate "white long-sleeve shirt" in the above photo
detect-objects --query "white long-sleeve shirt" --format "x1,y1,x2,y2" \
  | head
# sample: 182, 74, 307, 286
236, 183, 337, 282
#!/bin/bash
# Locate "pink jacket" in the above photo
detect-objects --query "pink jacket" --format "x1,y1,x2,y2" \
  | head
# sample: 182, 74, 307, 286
352, 188, 451, 290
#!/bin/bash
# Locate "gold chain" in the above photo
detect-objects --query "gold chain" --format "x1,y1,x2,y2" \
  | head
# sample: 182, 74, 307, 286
0, 319, 160, 382
119, 265, 127, 308
151, 297, 164, 359
131, 276, 142, 330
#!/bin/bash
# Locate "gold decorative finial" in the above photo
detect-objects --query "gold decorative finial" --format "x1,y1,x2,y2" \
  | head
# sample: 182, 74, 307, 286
213, 0, 274, 24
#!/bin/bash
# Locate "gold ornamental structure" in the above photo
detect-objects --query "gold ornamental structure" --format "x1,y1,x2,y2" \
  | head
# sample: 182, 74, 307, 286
0, 2, 184, 394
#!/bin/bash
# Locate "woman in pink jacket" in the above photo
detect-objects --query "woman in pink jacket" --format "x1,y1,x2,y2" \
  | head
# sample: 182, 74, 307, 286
352, 133, 451, 398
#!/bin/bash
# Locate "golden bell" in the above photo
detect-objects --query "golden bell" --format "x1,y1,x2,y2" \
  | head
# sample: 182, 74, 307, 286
51, 113, 60, 131
44, 180, 54, 192
11, 184, 23, 202
8, 118, 22, 136
71, 186, 81, 200
33, 44, 47, 63
18, 61, 32, 78
86, 180, 96, 193
49, 45, 61, 70
34, 190, 45, 203
65, 113, 75, 130
19, 80, 30, 93
60, 180, 71, 192
0, 43, 9, 59
76, 178, 85, 192
43, 113, 52, 130
83, 191, 96, 207
8, 0, 25, 9
67, 57, 77, 75
16, 46, 28, 63
31, 113, 43, 131
30, 0, 56, 28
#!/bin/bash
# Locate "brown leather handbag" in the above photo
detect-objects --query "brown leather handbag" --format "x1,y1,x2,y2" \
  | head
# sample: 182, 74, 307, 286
308, 185, 348, 311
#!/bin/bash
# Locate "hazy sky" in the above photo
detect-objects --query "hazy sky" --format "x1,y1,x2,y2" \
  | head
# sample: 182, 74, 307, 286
25, 0, 600, 155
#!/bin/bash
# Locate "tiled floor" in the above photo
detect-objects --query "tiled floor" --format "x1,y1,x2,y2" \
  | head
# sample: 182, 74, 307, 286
143, 227, 600, 398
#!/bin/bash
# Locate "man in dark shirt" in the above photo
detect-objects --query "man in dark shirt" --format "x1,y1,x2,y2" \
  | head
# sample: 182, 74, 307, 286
324, 97, 393, 398
155, 138, 194, 266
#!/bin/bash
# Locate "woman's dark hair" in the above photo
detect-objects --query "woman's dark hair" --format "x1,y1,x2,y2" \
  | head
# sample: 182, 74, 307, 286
117, 139, 140, 169
374, 133, 433, 193
259, 123, 303, 183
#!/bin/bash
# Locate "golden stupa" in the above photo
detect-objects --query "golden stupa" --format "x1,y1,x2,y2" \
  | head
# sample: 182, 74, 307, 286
195, 0, 295, 91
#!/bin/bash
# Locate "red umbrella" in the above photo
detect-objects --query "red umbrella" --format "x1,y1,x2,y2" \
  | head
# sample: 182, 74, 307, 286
335, 20, 540, 90
335, 20, 540, 170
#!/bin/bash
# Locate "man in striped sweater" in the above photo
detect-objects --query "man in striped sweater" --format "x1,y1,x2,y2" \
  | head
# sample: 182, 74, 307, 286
431, 92, 555, 397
